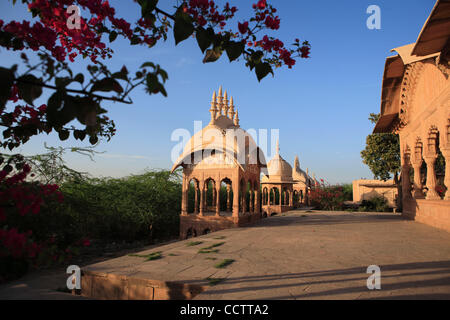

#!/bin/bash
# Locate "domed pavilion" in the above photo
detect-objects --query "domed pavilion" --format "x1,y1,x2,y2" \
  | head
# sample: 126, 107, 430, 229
171, 86, 267, 239
261, 140, 296, 216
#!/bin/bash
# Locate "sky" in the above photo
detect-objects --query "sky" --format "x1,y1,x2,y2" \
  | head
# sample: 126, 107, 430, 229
0, 0, 437, 184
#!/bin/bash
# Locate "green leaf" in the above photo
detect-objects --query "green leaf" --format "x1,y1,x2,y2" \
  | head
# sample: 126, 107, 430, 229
203, 47, 222, 63
74, 73, 84, 84
55, 77, 73, 88
141, 62, 155, 69
73, 130, 86, 141
0, 67, 15, 109
112, 66, 128, 81
17, 74, 43, 105
196, 27, 213, 53
174, 9, 194, 45
255, 62, 273, 82
58, 130, 70, 141
146, 73, 158, 92
89, 135, 99, 145
138, 0, 158, 19
109, 31, 118, 43
91, 78, 123, 93
225, 41, 245, 62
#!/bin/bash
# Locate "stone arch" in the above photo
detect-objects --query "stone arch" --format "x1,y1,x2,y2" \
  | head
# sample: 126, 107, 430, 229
188, 178, 200, 214
219, 177, 233, 213
204, 177, 217, 213
186, 227, 197, 239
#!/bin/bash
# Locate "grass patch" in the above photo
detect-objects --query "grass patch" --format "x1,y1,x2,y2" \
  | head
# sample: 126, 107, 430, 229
206, 277, 225, 286
186, 241, 203, 246
205, 257, 217, 260
198, 242, 225, 254
198, 248, 219, 254
128, 251, 162, 261
167, 253, 178, 256
214, 259, 235, 269
213, 236, 226, 239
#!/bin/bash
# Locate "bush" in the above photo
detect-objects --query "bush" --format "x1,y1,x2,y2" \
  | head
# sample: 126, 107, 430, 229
358, 196, 390, 212
1, 168, 182, 282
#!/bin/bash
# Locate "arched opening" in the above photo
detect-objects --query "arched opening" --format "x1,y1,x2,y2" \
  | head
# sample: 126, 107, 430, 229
205, 178, 216, 213
293, 190, 299, 207
219, 178, 233, 214
186, 228, 197, 239
187, 178, 199, 214
263, 211, 267, 218
263, 187, 268, 205
269, 188, 275, 205
274, 187, 280, 205
203, 228, 211, 235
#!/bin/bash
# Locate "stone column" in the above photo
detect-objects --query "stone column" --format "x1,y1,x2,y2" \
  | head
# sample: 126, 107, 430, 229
256, 187, 261, 213
212, 183, 216, 210
242, 182, 247, 213
411, 159, 424, 199
423, 154, 440, 200
401, 163, 412, 200
226, 184, 231, 211
289, 190, 293, 207
194, 182, 199, 214
199, 181, 205, 216
215, 184, 220, 216
181, 176, 187, 215
232, 180, 239, 217
442, 148, 450, 200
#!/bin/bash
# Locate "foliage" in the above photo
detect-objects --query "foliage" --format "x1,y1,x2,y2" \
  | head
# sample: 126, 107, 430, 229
214, 258, 234, 268
1, 167, 182, 281
309, 184, 351, 211
360, 113, 401, 182
358, 196, 390, 212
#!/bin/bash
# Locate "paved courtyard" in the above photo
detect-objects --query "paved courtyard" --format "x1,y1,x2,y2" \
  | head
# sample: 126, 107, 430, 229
2, 210, 450, 299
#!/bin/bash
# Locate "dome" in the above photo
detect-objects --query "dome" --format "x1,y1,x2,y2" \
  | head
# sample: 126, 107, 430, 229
292, 155, 308, 183
171, 87, 266, 172
265, 141, 293, 183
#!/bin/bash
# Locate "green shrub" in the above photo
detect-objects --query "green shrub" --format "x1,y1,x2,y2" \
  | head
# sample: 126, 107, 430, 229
358, 196, 390, 212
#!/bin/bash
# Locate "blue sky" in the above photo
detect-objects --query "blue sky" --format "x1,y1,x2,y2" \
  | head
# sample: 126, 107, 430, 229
0, 0, 436, 183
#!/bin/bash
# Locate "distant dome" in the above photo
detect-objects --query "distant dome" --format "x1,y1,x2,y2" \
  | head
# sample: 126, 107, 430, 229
265, 140, 293, 183
292, 155, 307, 183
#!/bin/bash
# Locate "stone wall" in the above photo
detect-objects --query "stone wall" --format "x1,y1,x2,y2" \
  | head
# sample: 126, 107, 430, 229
352, 179, 398, 207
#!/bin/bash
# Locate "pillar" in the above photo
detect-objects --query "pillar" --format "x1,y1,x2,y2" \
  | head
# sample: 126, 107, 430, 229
442, 148, 450, 200
215, 183, 220, 216
199, 180, 205, 216
423, 154, 440, 200
256, 186, 261, 213
194, 182, 199, 213
232, 180, 239, 217
401, 163, 412, 200
242, 182, 247, 213
226, 184, 231, 211
181, 176, 187, 215
411, 159, 424, 199
289, 190, 293, 207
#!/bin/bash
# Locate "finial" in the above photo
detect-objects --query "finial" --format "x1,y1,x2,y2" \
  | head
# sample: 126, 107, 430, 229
218, 86, 222, 98
209, 90, 217, 122
223, 90, 229, 116
294, 155, 299, 169
234, 109, 239, 126
217, 86, 223, 116
229, 96, 235, 119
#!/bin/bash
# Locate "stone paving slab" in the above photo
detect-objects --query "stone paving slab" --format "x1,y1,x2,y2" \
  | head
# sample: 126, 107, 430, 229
2, 210, 450, 299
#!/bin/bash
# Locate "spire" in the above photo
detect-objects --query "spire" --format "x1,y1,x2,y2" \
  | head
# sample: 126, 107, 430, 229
217, 86, 223, 116
234, 109, 239, 126
224, 90, 229, 117
294, 155, 299, 169
209, 90, 217, 122
229, 96, 235, 119
276, 139, 280, 155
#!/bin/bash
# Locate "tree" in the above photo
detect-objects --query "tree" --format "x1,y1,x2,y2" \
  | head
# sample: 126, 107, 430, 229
360, 113, 402, 209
